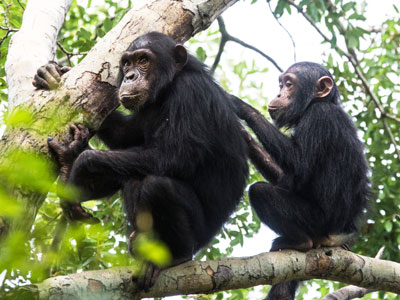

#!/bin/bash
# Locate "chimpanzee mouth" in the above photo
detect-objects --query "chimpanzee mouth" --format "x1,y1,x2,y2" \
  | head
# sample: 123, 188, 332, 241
267, 107, 280, 120
267, 106, 279, 112
119, 93, 144, 111
120, 93, 140, 101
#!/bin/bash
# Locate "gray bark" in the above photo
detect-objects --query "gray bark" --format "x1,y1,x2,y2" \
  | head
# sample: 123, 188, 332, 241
18, 248, 400, 299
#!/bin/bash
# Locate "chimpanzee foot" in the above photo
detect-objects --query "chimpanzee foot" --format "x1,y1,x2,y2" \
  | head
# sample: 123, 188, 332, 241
62, 202, 100, 224
265, 281, 298, 300
137, 261, 161, 292
134, 256, 191, 292
270, 237, 313, 252
341, 243, 350, 251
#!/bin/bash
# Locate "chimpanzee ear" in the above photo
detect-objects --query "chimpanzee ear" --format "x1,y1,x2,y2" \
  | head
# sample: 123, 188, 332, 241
315, 76, 333, 98
174, 44, 188, 71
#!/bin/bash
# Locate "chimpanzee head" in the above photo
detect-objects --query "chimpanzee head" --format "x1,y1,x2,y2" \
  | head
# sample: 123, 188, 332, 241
268, 62, 340, 128
118, 32, 188, 111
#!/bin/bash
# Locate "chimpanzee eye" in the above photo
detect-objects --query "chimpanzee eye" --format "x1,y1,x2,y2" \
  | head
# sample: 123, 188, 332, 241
279, 83, 283, 89
286, 81, 292, 88
122, 60, 131, 69
138, 56, 149, 64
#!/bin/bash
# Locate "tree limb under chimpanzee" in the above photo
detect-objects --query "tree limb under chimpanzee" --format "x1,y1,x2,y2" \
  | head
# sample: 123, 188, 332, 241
13, 247, 400, 300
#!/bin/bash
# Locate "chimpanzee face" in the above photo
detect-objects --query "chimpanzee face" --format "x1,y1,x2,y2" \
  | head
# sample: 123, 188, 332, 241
268, 72, 298, 121
268, 67, 334, 124
118, 49, 156, 111
118, 33, 188, 112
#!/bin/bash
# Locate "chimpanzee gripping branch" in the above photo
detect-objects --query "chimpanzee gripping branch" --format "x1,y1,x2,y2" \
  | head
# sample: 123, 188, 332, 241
16, 248, 400, 300
1, 0, 237, 237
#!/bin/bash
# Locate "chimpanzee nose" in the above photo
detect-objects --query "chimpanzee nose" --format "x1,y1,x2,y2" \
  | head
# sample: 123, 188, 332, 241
125, 70, 139, 81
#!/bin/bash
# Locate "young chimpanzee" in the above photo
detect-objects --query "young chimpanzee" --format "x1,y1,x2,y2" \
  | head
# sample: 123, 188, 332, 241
231, 62, 370, 300
33, 32, 249, 290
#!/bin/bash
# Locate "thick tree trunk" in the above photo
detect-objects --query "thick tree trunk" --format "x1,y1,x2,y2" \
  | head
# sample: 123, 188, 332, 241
16, 248, 400, 299
5, 0, 72, 110
1, 0, 237, 237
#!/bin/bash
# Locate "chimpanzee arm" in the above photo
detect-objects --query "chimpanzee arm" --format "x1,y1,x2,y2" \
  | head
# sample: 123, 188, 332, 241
96, 110, 144, 149
230, 94, 295, 169
68, 148, 157, 199
246, 133, 284, 184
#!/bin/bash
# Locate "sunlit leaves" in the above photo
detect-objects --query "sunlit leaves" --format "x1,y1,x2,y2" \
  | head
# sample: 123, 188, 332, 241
134, 234, 172, 268
0, 149, 55, 194
196, 47, 207, 63
4, 108, 34, 127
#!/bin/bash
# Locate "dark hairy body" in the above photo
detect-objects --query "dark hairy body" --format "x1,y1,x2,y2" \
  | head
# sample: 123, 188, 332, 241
232, 62, 370, 300
34, 32, 248, 290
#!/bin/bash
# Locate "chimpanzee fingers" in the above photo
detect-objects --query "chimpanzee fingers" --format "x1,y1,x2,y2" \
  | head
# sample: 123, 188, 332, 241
70, 124, 90, 143
62, 202, 100, 224
46, 63, 63, 80
33, 74, 50, 90
37, 65, 60, 90
47, 137, 66, 156
69, 124, 80, 141
61, 66, 72, 74
76, 124, 90, 139
138, 262, 159, 292
149, 266, 161, 289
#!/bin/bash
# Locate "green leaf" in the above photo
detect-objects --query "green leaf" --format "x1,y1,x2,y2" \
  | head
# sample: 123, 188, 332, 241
274, 0, 286, 17
103, 18, 112, 32
77, 28, 91, 40
195, 46, 207, 63
342, 2, 355, 12
309, 3, 319, 22
384, 220, 393, 233
299, 0, 312, 8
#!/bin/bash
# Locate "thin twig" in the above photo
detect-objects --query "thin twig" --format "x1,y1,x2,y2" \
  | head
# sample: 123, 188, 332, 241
268, 0, 296, 62
210, 18, 228, 74
283, 0, 352, 60
56, 41, 87, 66
3, 1, 10, 28
0, 25, 18, 32
211, 17, 283, 75
16, 0, 24, 10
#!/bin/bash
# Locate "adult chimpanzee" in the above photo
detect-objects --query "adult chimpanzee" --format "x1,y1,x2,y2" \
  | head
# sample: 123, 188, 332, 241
33, 32, 249, 290
231, 62, 370, 300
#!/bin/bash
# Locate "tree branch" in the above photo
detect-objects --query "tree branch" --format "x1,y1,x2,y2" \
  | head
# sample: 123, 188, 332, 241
321, 247, 385, 300
211, 17, 283, 75
15, 247, 400, 300
5, 0, 72, 110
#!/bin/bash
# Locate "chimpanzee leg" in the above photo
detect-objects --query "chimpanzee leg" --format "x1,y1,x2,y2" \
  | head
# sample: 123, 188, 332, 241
125, 175, 207, 291
131, 175, 207, 259
265, 281, 299, 300
249, 182, 314, 251
62, 151, 125, 222
250, 182, 315, 300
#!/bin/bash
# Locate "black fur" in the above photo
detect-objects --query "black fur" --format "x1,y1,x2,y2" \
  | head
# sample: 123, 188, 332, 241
69, 32, 249, 262
233, 62, 370, 300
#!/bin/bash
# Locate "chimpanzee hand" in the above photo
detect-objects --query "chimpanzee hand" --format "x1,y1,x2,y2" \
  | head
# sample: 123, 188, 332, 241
32, 62, 71, 90
48, 124, 91, 181
48, 124, 99, 224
